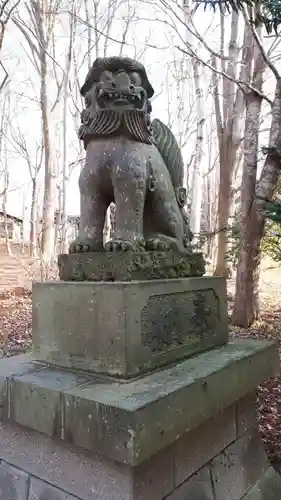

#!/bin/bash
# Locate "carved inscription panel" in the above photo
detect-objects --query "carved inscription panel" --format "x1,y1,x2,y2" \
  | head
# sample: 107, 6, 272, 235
141, 289, 220, 352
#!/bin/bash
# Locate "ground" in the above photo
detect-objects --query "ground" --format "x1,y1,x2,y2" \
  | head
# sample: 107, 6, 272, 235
0, 246, 280, 470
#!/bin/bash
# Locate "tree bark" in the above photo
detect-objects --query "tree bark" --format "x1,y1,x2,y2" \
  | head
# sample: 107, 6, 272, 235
60, 9, 75, 255
40, 51, 56, 263
30, 178, 37, 257
0, 20, 5, 51
232, 78, 281, 326
189, 58, 205, 242
214, 12, 249, 276
35, 0, 56, 264
2, 146, 11, 255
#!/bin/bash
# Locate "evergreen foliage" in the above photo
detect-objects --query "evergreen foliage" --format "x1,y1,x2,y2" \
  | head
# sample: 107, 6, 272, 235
196, 0, 281, 33
262, 196, 281, 262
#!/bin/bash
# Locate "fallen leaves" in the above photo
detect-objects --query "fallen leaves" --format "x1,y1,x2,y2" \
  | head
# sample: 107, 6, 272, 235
230, 291, 281, 472
0, 287, 32, 357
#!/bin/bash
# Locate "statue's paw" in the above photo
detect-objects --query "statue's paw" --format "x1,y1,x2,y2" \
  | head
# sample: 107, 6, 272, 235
104, 238, 145, 252
69, 237, 103, 254
146, 237, 172, 251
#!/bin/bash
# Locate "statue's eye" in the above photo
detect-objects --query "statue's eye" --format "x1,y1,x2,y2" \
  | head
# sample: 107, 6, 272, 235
101, 70, 112, 82
130, 72, 142, 86
85, 93, 91, 107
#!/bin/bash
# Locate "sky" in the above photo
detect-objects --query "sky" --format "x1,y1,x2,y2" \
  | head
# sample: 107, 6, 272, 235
1, 0, 279, 227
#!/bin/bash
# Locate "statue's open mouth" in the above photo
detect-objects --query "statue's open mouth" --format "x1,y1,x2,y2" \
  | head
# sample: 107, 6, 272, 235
96, 88, 145, 110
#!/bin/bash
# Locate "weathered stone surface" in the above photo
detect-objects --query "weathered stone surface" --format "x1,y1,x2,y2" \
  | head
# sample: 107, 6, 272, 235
32, 277, 228, 377
0, 354, 43, 416
236, 393, 257, 437
211, 429, 269, 500
0, 422, 133, 500
174, 405, 236, 486
0, 462, 29, 500
63, 392, 98, 450
9, 368, 91, 437
133, 447, 174, 500
242, 467, 281, 500
0, 340, 278, 468
28, 478, 80, 500
58, 251, 205, 281
165, 466, 214, 500
62, 339, 278, 465
69, 56, 193, 256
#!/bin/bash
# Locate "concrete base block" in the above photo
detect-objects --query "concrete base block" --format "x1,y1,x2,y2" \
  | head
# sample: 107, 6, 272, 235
32, 277, 228, 377
0, 340, 278, 467
0, 337, 279, 499
0, 393, 280, 500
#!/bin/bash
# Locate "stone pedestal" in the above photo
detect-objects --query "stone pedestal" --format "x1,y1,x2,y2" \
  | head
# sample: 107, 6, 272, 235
0, 340, 280, 499
32, 277, 228, 377
0, 274, 280, 499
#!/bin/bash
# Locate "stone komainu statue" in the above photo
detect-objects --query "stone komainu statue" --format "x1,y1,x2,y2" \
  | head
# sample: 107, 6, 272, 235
70, 56, 192, 254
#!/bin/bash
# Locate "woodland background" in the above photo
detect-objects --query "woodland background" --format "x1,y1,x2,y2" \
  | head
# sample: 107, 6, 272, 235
1, 0, 281, 471
0, 0, 280, 323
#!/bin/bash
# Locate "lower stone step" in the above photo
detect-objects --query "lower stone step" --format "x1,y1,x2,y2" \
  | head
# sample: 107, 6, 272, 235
242, 468, 281, 500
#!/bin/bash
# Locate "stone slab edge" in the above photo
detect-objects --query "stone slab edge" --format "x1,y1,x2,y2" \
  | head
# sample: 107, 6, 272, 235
242, 467, 281, 499
0, 339, 278, 466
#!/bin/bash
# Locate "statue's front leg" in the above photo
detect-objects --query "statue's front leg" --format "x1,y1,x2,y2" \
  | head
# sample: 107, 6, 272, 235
105, 159, 147, 252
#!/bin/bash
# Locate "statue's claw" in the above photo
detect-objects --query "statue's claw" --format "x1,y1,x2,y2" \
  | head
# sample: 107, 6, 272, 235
145, 234, 188, 253
69, 237, 103, 254
146, 237, 172, 251
104, 238, 145, 252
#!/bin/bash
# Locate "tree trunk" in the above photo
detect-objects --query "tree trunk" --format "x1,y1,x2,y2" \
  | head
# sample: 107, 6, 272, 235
190, 58, 205, 243
182, 0, 205, 244
232, 91, 263, 325
60, 9, 75, 255
2, 164, 11, 256
214, 12, 247, 276
30, 178, 37, 257
40, 48, 56, 264
214, 141, 237, 276
232, 79, 281, 326
0, 20, 5, 52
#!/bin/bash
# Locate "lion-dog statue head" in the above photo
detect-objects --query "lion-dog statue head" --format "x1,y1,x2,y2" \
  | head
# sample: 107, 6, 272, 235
78, 56, 155, 147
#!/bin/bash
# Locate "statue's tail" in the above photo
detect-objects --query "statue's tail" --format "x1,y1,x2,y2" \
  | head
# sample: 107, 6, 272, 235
151, 118, 184, 190
151, 118, 192, 244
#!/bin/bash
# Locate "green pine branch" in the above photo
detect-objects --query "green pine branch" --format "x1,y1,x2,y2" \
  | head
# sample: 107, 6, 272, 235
197, 0, 281, 33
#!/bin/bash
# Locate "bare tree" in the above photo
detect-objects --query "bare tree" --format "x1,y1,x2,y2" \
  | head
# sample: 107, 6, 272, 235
183, 0, 206, 244
58, 3, 77, 254
0, 0, 20, 91
232, 8, 281, 327
211, 12, 250, 276
9, 124, 43, 257
12, 0, 62, 265
0, 91, 11, 254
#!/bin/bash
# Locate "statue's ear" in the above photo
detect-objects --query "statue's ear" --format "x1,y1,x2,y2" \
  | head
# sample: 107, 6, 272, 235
80, 68, 93, 97
80, 58, 103, 97
142, 72, 154, 99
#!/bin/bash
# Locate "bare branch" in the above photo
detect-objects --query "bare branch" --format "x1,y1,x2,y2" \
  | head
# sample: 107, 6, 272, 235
243, 6, 280, 81
1, 0, 20, 23
0, 60, 8, 91
176, 45, 273, 106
